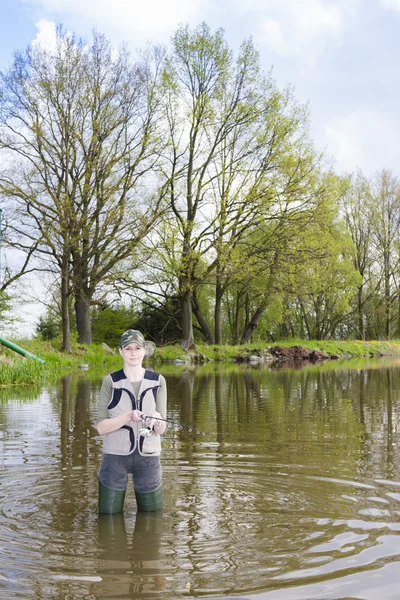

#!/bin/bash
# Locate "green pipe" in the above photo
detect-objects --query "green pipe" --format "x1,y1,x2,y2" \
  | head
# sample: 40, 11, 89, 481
0, 335, 45, 364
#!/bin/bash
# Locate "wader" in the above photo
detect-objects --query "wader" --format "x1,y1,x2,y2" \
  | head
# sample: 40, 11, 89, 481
98, 450, 163, 513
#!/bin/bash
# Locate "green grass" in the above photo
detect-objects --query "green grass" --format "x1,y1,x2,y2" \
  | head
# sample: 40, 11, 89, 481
152, 339, 400, 363
0, 358, 46, 386
2, 337, 400, 387
0, 340, 121, 387
274, 338, 400, 357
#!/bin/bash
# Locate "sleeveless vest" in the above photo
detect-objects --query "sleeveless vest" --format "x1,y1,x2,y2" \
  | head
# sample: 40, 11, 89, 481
102, 369, 162, 456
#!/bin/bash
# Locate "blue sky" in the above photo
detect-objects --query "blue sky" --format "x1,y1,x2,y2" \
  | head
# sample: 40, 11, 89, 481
1, 0, 400, 334
1, 0, 400, 176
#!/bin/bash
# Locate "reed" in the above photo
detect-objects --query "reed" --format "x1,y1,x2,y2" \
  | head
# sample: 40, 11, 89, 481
0, 358, 46, 386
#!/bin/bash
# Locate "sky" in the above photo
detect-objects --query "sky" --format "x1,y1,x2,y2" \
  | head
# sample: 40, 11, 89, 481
0, 0, 400, 335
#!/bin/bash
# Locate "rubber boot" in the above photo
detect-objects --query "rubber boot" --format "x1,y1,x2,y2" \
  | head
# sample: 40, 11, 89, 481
98, 479, 126, 514
135, 484, 163, 512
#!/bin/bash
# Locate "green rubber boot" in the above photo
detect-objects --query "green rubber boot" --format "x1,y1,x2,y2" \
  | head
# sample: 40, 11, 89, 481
98, 479, 126, 514
135, 485, 163, 512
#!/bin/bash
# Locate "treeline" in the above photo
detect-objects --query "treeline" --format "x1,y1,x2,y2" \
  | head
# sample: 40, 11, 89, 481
0, 24, 399, 349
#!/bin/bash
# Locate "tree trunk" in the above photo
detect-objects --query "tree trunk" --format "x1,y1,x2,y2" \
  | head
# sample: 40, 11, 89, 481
298, 297, 311, 339
241, 252, 280, 344
233, 291, 241, 345
385, 262, 391, 339
180, 287, 195, 349
75, 294, 92, 344
232, 288, 247, 344
241, 302, 267, 343
357, 286, 365, 340
61, 265, 71, 353
398, 290, 400, 338
192, 291, 215, 344
215, 280, 224, 344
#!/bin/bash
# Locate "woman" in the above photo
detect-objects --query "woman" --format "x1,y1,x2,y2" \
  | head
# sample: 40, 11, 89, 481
96, 329, 167, 513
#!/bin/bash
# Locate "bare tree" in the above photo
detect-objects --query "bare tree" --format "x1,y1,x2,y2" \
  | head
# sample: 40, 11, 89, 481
0, 28, 168, 349
369, 169, 400, 339
342, 170, 375, 339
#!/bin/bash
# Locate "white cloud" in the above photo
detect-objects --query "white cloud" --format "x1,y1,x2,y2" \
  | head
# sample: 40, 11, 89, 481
23, 0, 209, 44
31, 18, 57, 50
20, 0, 363, 68
238, 0, 361, 66
261, 18, 291, 56
282, 0, 342, 40
381, 0, 400, 13
22, 0, 362, 55
324, 108, 399, 175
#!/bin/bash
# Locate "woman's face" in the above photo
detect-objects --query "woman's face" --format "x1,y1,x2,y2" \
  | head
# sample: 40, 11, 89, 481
119, 343, 146, 366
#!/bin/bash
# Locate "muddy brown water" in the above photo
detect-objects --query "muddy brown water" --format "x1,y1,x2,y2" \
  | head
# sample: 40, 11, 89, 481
2, 358, 400, 599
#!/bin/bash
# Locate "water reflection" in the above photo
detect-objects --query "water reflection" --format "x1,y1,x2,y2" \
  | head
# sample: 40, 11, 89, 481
1, 358, 400, 599
97, 512, 165, 597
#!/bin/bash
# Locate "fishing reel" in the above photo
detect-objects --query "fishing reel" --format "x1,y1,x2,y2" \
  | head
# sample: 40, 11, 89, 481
140, 413, 208, 436
139, 416, 153, 438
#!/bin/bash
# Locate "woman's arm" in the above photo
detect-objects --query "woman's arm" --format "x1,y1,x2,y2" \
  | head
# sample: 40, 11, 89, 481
96, 375, 142, 435
97, 409, 142, 435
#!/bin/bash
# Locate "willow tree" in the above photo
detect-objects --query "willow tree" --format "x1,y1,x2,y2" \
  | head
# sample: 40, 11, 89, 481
0, 29, 167, 349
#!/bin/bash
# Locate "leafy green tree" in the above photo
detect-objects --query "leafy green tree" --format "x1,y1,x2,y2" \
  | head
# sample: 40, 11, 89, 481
91, 304, 136, 347
36, 311, 61, 341
35, 294, 76, 341
290, 199, 361, 340
131, 296, 182, 345
161, 23, 330, 346
0, 290, 12, 330
362, 275, 387, 339
234, 169, 337, 342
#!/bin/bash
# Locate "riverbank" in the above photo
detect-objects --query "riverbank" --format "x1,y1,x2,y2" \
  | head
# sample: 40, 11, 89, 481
0, 342, 122, 386
2, 338, 400, 386
155, 339, 400, 364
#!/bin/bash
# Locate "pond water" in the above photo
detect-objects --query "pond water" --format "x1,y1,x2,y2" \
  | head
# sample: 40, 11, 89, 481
2, 357, 400, 599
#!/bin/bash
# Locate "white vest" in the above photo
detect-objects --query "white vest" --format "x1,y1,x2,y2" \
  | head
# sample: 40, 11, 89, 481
102, 369, 162, 456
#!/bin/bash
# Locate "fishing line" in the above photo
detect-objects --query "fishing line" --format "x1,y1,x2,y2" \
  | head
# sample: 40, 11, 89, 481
141, 414, 207, 436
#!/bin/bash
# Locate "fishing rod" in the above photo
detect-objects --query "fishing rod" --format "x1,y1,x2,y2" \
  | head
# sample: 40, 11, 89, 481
140, 414, 207, 436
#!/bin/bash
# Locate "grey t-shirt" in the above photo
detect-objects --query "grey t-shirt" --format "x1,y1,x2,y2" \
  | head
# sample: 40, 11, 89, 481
96, 372, 167, 425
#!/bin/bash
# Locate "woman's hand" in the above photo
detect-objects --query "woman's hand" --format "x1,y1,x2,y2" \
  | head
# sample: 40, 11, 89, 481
144, 411, 161, 427
144, 411, 166, 434
131, 409, 143, 422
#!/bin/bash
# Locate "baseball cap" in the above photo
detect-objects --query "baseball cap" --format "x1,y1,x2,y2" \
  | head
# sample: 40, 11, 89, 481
119, 329, 146, 349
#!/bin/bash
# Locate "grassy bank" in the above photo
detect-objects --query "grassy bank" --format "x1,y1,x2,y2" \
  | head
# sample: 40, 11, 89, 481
0, 341, 121, 386
2, 338, 400, 386
153, 339, 400, 363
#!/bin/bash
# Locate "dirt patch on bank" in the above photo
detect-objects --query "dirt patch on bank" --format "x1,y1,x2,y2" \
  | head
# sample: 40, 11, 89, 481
234, 345, 340, 363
